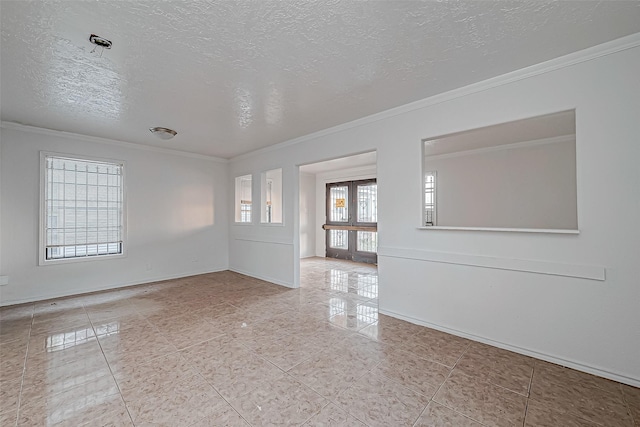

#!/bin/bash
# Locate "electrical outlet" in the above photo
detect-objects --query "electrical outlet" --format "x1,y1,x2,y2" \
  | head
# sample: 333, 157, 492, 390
145, 263, 152, 271
0, 276, 9, 286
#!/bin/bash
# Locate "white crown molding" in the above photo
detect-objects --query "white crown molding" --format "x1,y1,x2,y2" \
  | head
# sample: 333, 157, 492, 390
424, 134, 575, 162
231, 32, 640, 163
0, 122, 229, 163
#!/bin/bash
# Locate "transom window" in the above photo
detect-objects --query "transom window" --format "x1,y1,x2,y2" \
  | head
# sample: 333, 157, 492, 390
41, 154, 125, 263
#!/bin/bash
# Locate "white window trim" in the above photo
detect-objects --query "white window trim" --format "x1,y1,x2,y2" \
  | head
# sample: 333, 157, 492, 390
38, 151, 128, 266
260, 168, 285, 226
423, 170, 436, 227
234, 174, 253, 224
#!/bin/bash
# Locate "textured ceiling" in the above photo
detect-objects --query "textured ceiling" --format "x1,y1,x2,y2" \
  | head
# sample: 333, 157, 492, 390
2, 1, 640, 158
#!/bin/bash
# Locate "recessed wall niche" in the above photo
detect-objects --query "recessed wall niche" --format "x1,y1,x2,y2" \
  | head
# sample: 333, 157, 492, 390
422, 110, 577, 231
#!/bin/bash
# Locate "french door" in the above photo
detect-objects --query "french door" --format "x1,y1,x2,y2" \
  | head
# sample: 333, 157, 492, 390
325, 179, 377, 264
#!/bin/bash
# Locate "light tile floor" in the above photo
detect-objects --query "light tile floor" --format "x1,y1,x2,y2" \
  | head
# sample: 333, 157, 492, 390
0, 257, 638, 426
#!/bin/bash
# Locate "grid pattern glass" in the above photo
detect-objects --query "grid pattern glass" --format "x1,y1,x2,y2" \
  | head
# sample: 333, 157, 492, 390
357, 183, 377, 223
329, 230, 348, 249
329, 186, 349, 222
357, 231, 378, 253
44, 156, 123, 260
240, 203, 252, 222
424, 171, 436, 226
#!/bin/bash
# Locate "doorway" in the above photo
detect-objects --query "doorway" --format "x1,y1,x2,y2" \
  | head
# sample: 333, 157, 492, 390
324, 179, 377, 263
298, 151, 378, 282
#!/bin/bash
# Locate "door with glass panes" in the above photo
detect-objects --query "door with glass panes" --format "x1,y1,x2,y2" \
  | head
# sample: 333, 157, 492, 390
325, 179, 377, 264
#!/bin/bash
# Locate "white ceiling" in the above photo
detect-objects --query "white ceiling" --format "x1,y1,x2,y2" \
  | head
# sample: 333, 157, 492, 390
2, 1, 639, 159
424, 110, 575, 157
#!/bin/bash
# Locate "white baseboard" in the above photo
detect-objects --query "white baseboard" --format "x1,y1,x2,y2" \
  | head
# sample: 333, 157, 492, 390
0, 267, 228, 307
228, 267, 296, 289
379, 308, 640, 388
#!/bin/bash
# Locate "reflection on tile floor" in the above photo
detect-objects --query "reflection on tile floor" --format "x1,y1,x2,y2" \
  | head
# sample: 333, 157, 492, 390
0, 257, 638, 426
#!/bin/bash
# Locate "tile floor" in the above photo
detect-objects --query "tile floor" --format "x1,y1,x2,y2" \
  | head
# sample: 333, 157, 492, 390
0, 257, 638, 426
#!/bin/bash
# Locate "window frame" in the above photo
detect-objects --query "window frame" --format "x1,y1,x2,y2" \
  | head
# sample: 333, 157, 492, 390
423, 170, 437, 226
38, 151, 128, 266
234, 174, 253, 224
260, 168, 284, 225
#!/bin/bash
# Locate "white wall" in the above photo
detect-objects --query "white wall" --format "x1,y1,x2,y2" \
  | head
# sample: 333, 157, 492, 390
228, 40, 640, 386
426, 137, 577, 229
313, 165, 376, 257
299, 172, 316, 258
0, 126, 229, 305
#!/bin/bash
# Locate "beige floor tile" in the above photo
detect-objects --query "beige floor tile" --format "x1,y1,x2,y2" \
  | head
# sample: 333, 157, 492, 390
92, 312, 153, 335
534, 360, 622, 395
0, 409, 17, 427
186, 348, 284, 401
21, 370, 116, 399
410, 329, 471, 368
0, 361, 24, 385
622, 384, 640, 426
329, 306, 377, 331
303, 403, 367, 426
153, 316, 226, 349
0, 379, 21, 415
228, 373, 327, 426
25, 337, 103, 369
29, 319, 93, 338
98, 325, 177, 370
414, 401, 484, 427
454, 343, 534, 395
251, 332, 319, 371
17, 377, 123, 426
287, 352, 371, 399
335, 373, 430, 426
524, 398, 602, 426
358, 316, 424, 353
0, 346, 26, 382
0, 338, 29, 362
21, 357, 113, 398
315, 333, 387, 369
122, 372, 224, 425
3, 260, 637, 427
530, 363, 633, 426
434, 370, 528, 427
114, 351, 199, 393
84, 301, 139, 323
187, 407, 250, 427
0, 304, 34, 321
27, 328, 96, 355
32, 307, 87, 323
33, 299, 84, 314
192, 302, 246, 321
0, 322, 31, 346
372, 347, 451, 397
